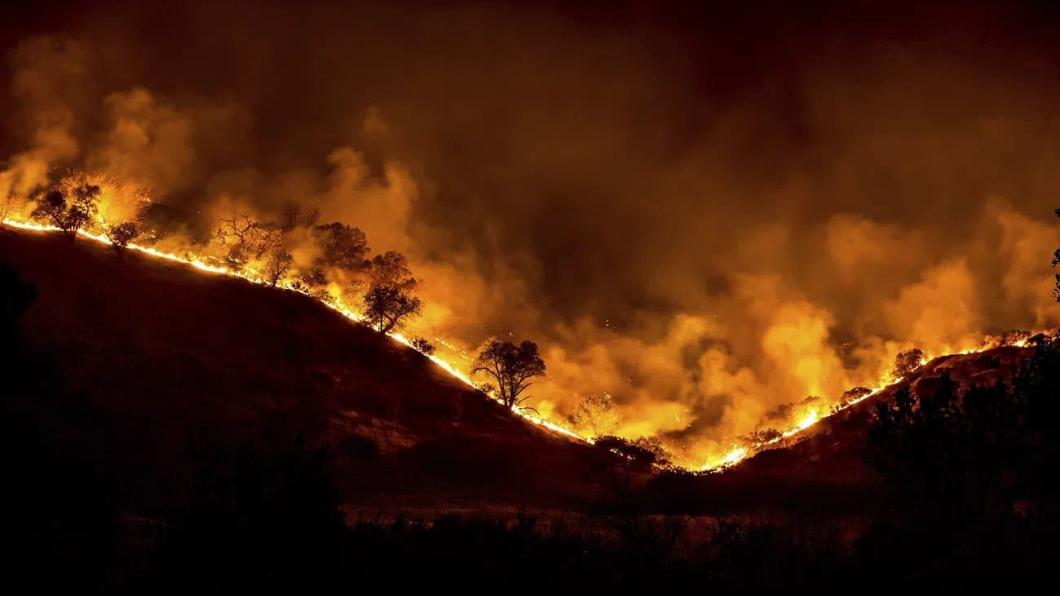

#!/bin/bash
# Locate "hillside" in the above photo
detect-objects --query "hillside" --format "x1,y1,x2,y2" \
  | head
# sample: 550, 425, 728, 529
1, 226, 1047, 520
0, 229, 623, 516
649, 344, 1039, 513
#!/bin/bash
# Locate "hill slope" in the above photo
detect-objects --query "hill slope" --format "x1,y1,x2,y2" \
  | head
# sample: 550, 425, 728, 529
0, 229, 619, 515
649, 344, 1039, 512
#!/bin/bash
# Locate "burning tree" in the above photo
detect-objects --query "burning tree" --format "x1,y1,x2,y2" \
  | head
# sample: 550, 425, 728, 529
31, 182, 101, 239
471, 338, 546, 410
103, 222, 141, 257
293, 266, 330, 299
214, 213, 285, 272
569, 393, 621, 437
892, 348, 925, 379
362, 251, 421, 333
263, 246, 294, 286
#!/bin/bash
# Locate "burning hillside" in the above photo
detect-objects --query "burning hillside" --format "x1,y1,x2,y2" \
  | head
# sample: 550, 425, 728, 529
4, 1, 1060, 471
0, 227, 628, 512
8, 2, 1060, 591
2, 177, 1057, 474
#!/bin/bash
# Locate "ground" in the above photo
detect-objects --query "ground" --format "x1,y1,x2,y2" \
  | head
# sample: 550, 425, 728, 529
0, 228, 627, 517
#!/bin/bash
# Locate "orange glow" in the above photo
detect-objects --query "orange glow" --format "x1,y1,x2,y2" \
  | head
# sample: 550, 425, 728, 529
2, 212, 1053, 471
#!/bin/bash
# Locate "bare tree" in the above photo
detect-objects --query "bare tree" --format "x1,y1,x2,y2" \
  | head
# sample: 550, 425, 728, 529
215, 213, 282, 271
31, 183, 101, 239
215, 212, 258, 247
103, 222, 141, 257
471, 338, 546, 410
263, 246, 294, 286
570, 393, 621, 437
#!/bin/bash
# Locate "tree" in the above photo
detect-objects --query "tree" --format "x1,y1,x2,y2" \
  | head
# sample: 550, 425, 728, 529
892, 348, 925, 379
279, 200, 320, 232
471, 338, 546, 410
361, 251, 421, 333
747, 428, 782, 445
366, 251, 416, 291
293, 267, 330, 299
31, 183, 101, 239
214, 212, 282, 271
570, 393, 621, 437
313, 223, 369, 273
103, 222, 140, 257
410, 337, 435, 356
263, 247, 294, 286
1053, 208, 1059, 301
363, 285, 421, 333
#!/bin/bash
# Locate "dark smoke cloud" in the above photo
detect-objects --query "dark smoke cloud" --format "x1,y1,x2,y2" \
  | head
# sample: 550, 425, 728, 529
4, 0, 1060, 465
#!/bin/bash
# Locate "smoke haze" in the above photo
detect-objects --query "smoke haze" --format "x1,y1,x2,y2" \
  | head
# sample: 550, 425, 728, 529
3, 0, 1059, 465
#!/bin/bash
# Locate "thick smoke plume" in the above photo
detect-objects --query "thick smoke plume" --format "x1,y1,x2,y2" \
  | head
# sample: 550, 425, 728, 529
3, 1, 1059, 466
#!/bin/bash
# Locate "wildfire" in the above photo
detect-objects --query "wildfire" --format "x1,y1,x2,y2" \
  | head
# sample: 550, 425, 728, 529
696, 331, 1047, 472
1, 216, 585, 442
2, 214, 1050, 472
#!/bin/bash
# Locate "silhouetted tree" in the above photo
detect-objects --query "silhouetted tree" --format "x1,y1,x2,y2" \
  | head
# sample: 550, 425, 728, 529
747, 428, 782, 445
865, 336, 1060, 525
366, 251, 416, 290
570, 393, 621, 437
293, 266, 330, 298
103, 222, 140, 256
410, 336, 435, 356
31, 183, 100, 239
362, 251, 421, 333
214, 212, 289, 272
472, 338, 546, 409
263, 246, 294, 286
1053, 208, 1059, 301
891, 348, 925, 379
835, 386, 872, 412
363, 285, 421, 333
313, 222, 369, 273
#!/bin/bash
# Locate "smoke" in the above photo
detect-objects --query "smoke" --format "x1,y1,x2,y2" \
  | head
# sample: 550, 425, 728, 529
3, 0, 1060, 465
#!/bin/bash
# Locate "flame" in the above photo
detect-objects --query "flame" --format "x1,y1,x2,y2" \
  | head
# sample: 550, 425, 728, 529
695, 330, 1050, 472
1, 216, 585, 442
3, 214, 1050, 472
